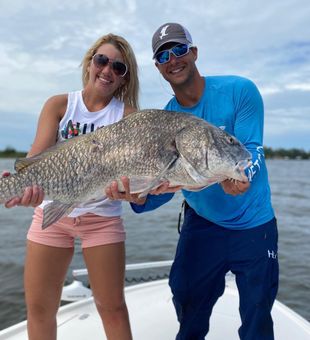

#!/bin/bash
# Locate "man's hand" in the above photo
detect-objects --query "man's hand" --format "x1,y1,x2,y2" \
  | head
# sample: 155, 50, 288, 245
220, 179, 250, 196
105, 177, 183, 205
105, 177, 147, 205
2, 171, 44, 208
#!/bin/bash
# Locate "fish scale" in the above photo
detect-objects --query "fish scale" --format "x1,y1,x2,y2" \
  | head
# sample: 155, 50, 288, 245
0, 109, 251, 229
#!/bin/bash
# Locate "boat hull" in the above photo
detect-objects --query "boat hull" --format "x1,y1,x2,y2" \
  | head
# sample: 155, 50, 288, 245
1, 279, 310, 339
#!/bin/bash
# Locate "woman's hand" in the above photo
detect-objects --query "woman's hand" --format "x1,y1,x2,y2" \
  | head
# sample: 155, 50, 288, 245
2, 171, 45, 208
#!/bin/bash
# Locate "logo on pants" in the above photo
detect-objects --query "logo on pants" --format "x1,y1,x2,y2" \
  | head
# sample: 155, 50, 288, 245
267, 249, 277, 259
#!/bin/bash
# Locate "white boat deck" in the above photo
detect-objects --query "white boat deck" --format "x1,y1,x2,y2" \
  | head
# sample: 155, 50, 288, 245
1, 278, 310, 339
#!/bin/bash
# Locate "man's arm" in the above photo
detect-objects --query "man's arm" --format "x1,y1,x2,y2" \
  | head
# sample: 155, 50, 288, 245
233, 77, 266, 183
220, 78, 265, 196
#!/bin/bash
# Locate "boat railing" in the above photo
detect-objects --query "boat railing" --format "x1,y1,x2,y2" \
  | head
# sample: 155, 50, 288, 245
71, 260, 173, 278
61, 260, 173, 302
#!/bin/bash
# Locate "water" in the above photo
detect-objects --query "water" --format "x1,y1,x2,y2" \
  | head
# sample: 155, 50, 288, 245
0, 159, 309, 330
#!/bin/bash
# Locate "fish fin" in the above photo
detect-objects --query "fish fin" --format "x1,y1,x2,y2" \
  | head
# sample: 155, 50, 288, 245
138, 154, 179, 198
183, 183, 213, 192
179, 155, 207, 183
183, 174, 228, 191
42, 201, 75, 229
14, 157, 39, 172
174, 128, 207, 183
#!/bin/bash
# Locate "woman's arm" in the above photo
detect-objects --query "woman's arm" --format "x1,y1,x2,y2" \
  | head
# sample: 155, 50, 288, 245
27, 94, 68, 156
123, 104, 137, 117
4, 94, 68, 207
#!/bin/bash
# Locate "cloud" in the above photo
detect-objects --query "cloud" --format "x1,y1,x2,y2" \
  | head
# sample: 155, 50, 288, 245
286, 83, 310, 91
0, 0, 309, 150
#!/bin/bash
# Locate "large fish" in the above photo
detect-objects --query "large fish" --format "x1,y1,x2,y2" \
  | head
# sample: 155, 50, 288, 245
0, 109, 251, 228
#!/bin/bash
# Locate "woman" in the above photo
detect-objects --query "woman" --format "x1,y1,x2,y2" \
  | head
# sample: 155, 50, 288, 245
5, 33, 139, 340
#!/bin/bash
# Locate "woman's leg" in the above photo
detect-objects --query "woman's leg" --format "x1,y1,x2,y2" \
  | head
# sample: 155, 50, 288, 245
24, 240, 74, 340
83, 242, 132, 340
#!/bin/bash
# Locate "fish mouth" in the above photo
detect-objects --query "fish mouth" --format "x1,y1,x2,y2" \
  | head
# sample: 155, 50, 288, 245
234, 159, 252, 181
236, 159, 252, 171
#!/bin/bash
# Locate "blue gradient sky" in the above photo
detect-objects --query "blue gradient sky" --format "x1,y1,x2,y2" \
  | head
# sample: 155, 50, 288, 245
0, 0, 309, 151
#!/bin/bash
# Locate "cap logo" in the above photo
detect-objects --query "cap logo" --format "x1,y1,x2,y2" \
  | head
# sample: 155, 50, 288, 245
159, 25, 169, 40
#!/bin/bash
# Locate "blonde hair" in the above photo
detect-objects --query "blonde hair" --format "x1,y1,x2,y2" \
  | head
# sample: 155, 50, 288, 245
81, 34, 139, 109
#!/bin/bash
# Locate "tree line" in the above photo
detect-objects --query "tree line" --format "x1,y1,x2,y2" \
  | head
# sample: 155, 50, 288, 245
0, 147, 27, 158
0, 146, 310, 160
264, 147, 310, 159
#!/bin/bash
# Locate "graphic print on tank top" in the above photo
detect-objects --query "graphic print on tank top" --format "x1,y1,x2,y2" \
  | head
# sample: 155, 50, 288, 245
60, 120, 99, 139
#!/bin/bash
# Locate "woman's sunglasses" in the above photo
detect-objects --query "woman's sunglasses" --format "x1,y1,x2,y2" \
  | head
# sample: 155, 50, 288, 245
154, 43, 193, 64
92, 54, 128, 77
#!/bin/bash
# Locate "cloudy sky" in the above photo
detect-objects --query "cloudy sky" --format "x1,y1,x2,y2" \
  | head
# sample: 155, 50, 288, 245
0, 0, 309, 151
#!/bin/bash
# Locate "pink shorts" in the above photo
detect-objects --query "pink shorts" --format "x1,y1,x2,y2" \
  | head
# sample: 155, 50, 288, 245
27, 207, 126, 248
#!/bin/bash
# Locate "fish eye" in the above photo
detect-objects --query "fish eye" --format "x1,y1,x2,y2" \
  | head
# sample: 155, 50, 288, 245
228, 137, 235, 144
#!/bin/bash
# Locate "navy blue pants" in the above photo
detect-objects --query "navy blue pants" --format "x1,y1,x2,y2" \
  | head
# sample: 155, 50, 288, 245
169, 203, 279, 340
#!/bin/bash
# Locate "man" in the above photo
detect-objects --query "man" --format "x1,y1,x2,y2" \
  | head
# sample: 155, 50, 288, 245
107, 23, 278, 340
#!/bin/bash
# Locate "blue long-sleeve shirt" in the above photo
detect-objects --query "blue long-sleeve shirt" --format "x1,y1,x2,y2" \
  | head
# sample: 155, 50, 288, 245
132, 76, 274, 229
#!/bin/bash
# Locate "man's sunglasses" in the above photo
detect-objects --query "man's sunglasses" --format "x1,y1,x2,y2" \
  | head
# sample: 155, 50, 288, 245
154, 43, 193, 64
92, 54, 128, 77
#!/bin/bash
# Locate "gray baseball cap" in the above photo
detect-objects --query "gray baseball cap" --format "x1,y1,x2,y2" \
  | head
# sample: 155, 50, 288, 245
152, 23, 193, 58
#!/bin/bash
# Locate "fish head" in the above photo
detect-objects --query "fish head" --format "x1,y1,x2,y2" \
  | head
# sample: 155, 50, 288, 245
206, 127, 252, 182
175, 122, 252, 184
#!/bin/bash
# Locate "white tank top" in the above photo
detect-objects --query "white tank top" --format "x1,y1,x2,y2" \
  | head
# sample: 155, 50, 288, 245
40, 90, 124, 217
